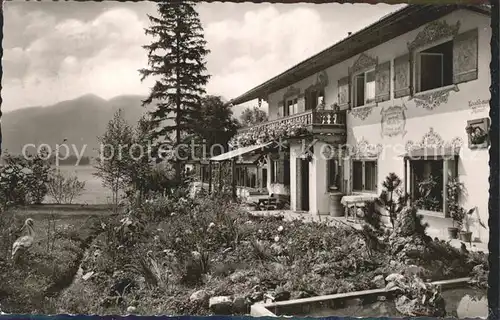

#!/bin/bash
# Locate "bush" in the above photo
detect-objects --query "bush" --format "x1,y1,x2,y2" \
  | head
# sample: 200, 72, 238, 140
0, 151, 52, 207
47, 170, 86, 204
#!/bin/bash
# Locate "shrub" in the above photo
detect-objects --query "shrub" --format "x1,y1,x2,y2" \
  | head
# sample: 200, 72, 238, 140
0, 150, 52, 207
47, 170, 86, 204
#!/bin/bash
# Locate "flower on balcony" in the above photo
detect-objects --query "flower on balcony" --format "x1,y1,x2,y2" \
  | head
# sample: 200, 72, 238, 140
231, 118, 310, 147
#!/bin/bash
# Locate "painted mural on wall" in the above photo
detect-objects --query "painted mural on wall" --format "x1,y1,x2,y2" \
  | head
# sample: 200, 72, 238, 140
350, 106, 373, 121
412, 85, 459, 111
465, 118, 490, 149
351, 137, 383, 159
405, 127, 463, 153
468, 99, 489, 114
380, 104, 407, 138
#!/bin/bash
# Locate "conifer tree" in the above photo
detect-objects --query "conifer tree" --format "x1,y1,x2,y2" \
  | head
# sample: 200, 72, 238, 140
139, 0, 210, 182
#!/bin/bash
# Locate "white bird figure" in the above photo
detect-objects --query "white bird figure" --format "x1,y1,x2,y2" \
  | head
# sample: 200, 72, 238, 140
12, 218, 35, 261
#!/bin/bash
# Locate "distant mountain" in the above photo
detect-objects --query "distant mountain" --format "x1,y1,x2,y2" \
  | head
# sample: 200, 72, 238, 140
1, 94, 154, 157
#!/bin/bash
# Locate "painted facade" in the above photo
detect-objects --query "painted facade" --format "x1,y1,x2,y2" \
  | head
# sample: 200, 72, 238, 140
227, 8, 491, 244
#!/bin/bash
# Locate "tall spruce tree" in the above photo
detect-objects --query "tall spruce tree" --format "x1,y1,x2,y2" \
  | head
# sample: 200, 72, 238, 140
139, 0, 210, 182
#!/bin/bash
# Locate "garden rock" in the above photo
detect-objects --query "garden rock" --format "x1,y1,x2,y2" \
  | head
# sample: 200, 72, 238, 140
395, 295, 418, 316
190, 290, 210, 305
232, 296, 250, 314
229, 271, 246, 283
209, 296, 233, 314
371, 275, 385, 289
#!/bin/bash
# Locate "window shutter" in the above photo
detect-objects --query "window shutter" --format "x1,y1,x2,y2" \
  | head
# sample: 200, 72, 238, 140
375, 61, 391, 102
453, 28, 478, 84
297, 95, 306, 113
338, 77, 349, 109
277, 101, 284, 118
394, 54, 410, 98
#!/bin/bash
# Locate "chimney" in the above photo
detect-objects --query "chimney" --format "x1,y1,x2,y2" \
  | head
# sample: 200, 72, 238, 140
348, 32, 352, 36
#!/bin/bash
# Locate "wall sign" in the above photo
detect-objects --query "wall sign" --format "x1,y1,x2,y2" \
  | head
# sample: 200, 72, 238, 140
466, 118, 490, 149
381, 105, 407, 138
468, 99, 489, 114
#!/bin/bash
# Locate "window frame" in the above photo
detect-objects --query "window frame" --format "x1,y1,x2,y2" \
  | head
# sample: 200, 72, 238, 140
284, 96, 298, 117
353, 68, 376, 108
352, 159, 378, 193
413, 36, 454, 94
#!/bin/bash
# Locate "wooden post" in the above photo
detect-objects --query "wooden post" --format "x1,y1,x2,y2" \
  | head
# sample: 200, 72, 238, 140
208, 160, 213, 194
231, 159, 237, 200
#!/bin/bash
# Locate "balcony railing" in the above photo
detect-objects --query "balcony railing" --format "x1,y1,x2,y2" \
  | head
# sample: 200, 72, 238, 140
234, 109, 346, 147
238, 109, 346, 134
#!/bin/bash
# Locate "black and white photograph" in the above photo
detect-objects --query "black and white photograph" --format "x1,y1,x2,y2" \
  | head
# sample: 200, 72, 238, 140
0, 1, 496, 318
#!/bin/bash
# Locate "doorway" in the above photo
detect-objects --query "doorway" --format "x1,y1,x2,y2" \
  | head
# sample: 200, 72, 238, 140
261, 168, 268, 189
300, 159, 310, 211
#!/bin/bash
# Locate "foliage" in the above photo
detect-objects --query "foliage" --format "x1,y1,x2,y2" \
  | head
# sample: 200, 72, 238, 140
239, 106, 268, 128
386, 273, 446, 317
415, 175, 440, 212
374, 173, 409, 228
0, 149, 52, 207
229, 121, 307, 148
192, 95, 240, 158
446, 178, 465, 228
394, 206, 429, 237
139, 0, 210, 182
0, 193, 488, 316
47, 170, 86, 204
94, 109, 135, 211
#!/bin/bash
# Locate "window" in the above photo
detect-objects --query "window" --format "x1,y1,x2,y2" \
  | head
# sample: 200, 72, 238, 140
353, 69, 376, 107
306, 88, 324, 110
410, 160, 444, 212
284, 158, 290, 185
416, 40, 453, 93
278, 105, 284, 118
352, 160, 377, 192
328, 159, 341, 190
286, 98, 298, 116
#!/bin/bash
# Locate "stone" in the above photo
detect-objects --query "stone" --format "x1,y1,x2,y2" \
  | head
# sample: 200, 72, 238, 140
229, 271, 246, 283
371, 275, 386, 289
126, 306, 137, 314
344, 298, 363, 307
385, 273, 404, 283
232, 296, 250, 314
190, 290, 210, 305
82, 271, 94, 281
209, 296, 233, 315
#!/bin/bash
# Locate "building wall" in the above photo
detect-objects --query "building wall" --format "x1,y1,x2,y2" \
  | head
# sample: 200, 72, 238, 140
265, 9, 491, 242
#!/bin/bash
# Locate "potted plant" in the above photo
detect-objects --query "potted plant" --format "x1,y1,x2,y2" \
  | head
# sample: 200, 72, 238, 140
446, 178, 465, 239
448, 206, 465, 239
459, 207, 476, 242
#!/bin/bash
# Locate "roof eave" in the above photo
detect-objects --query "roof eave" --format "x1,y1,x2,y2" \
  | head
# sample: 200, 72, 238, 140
229, 4, 491, 106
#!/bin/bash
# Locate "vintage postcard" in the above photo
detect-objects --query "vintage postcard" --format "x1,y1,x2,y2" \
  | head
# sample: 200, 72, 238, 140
0, 0, 496, 318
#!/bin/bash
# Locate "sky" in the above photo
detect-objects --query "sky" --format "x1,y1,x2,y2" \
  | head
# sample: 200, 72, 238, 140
2, 1, 406, 113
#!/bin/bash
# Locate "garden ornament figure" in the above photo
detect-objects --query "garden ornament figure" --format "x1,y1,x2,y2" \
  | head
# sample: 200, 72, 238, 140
12, 218, 35, 261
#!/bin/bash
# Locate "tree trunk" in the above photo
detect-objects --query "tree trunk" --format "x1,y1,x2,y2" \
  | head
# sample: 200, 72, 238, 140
174, 15, 182, 185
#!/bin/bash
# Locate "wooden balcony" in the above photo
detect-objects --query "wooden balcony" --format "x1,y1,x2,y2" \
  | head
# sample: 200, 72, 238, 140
237, 109, 347, 144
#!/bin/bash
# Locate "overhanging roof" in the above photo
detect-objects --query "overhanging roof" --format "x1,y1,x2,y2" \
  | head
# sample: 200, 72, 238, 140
229, 4, 490, 105
210, 142, 274, 162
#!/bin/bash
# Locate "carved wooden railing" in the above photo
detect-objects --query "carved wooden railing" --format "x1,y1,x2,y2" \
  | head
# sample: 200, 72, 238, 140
238, 109, 346, 134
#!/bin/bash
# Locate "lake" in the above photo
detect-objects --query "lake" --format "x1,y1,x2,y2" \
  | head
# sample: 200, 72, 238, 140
46, 165, 113, 205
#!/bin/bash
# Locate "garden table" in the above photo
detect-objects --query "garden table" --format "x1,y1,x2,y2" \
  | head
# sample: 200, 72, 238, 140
340, 194, 378, 222
247, 195, 277, 211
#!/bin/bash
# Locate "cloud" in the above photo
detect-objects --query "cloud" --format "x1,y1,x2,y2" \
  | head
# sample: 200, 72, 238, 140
2, 2, 405, 114
2, 7, 153, 111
